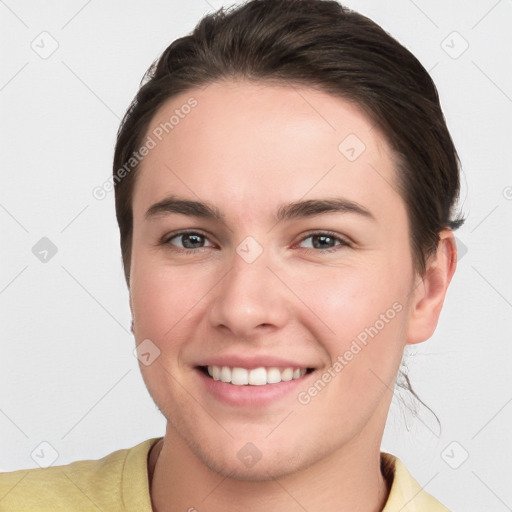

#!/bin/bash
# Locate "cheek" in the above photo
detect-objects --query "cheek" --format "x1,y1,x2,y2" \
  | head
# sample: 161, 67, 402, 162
297, 261, 408, 334
295, 276, 407, 424
130, 262, 206, 401
295, 260, 410, 386
130, 252, 210, 339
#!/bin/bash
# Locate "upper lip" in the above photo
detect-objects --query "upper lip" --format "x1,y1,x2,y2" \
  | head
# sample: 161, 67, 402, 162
195, 354, 315, 370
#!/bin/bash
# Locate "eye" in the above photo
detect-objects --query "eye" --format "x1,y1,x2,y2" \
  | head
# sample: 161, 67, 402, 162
296, 231, 350, 253
160, 229, 350, 255
162, 230, 215, 253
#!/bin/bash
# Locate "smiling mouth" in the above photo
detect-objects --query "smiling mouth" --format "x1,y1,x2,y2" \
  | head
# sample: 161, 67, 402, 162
197, 365, 315, 386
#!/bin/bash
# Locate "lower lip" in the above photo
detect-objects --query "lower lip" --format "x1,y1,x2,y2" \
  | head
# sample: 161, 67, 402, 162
195, 368, 314, 407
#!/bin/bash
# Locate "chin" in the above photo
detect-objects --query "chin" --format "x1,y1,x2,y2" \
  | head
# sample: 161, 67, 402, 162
195, 433, 320, 481
203, 451, 304, 482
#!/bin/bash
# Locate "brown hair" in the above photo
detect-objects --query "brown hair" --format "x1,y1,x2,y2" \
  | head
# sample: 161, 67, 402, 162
113, 0, 464, 287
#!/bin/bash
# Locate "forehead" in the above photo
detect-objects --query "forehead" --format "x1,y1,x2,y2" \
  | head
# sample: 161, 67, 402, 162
132, 80, 402, 222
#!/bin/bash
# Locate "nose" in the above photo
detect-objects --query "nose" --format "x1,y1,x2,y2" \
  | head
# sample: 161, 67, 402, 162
208, 245, 291, 339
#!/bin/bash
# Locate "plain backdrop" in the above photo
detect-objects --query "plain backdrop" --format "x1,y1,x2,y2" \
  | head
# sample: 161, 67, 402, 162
1, 1, 511, 510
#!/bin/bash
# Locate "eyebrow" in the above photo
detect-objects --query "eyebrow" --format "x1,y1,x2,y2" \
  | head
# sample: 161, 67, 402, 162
145, 195, 375, 223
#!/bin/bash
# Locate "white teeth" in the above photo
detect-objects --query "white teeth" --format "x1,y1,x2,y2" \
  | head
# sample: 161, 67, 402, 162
281, 368, 293, 381
248, 367, 267, 386
231, 367, 249, 385
266, 367, 282, 384
206, 365, 308, 386
220, 366, 231, 383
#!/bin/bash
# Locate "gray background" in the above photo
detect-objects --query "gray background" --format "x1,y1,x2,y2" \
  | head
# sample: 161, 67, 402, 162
1, 0, 511, 510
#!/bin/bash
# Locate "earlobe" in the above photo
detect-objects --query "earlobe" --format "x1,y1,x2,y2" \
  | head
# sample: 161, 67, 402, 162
406, 229, 458, 345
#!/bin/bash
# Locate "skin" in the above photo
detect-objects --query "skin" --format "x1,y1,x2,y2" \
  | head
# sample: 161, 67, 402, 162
129, 80, 457, 512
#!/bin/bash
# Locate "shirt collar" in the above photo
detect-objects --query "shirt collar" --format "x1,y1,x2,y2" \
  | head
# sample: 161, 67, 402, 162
380, 452, 450, 511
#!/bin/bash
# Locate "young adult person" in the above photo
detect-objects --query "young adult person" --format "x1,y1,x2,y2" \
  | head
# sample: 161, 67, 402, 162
0, 1, 464, 510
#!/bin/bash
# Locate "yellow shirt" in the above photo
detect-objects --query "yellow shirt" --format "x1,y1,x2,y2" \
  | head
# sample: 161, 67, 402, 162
0, 437, 450, 511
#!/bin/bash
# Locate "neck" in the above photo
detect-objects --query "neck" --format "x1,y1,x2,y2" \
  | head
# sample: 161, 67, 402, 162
149, 428, 391, 512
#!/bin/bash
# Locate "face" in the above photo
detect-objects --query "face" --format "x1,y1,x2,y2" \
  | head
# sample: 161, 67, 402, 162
129, 80, 418, 480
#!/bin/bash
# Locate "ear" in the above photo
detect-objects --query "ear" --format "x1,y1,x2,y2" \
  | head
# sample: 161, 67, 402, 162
406, 229, 458, 345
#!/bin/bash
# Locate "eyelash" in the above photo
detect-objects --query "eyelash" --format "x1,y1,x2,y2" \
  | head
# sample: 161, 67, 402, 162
160, 230, 350, 255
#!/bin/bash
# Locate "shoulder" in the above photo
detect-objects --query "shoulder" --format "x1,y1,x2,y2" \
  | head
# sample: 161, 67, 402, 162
381, 452, 451, 511
0, 437, 161, 512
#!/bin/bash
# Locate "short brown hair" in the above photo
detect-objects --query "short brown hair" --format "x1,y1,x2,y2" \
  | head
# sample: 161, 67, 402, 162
113, 0, 464, 286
